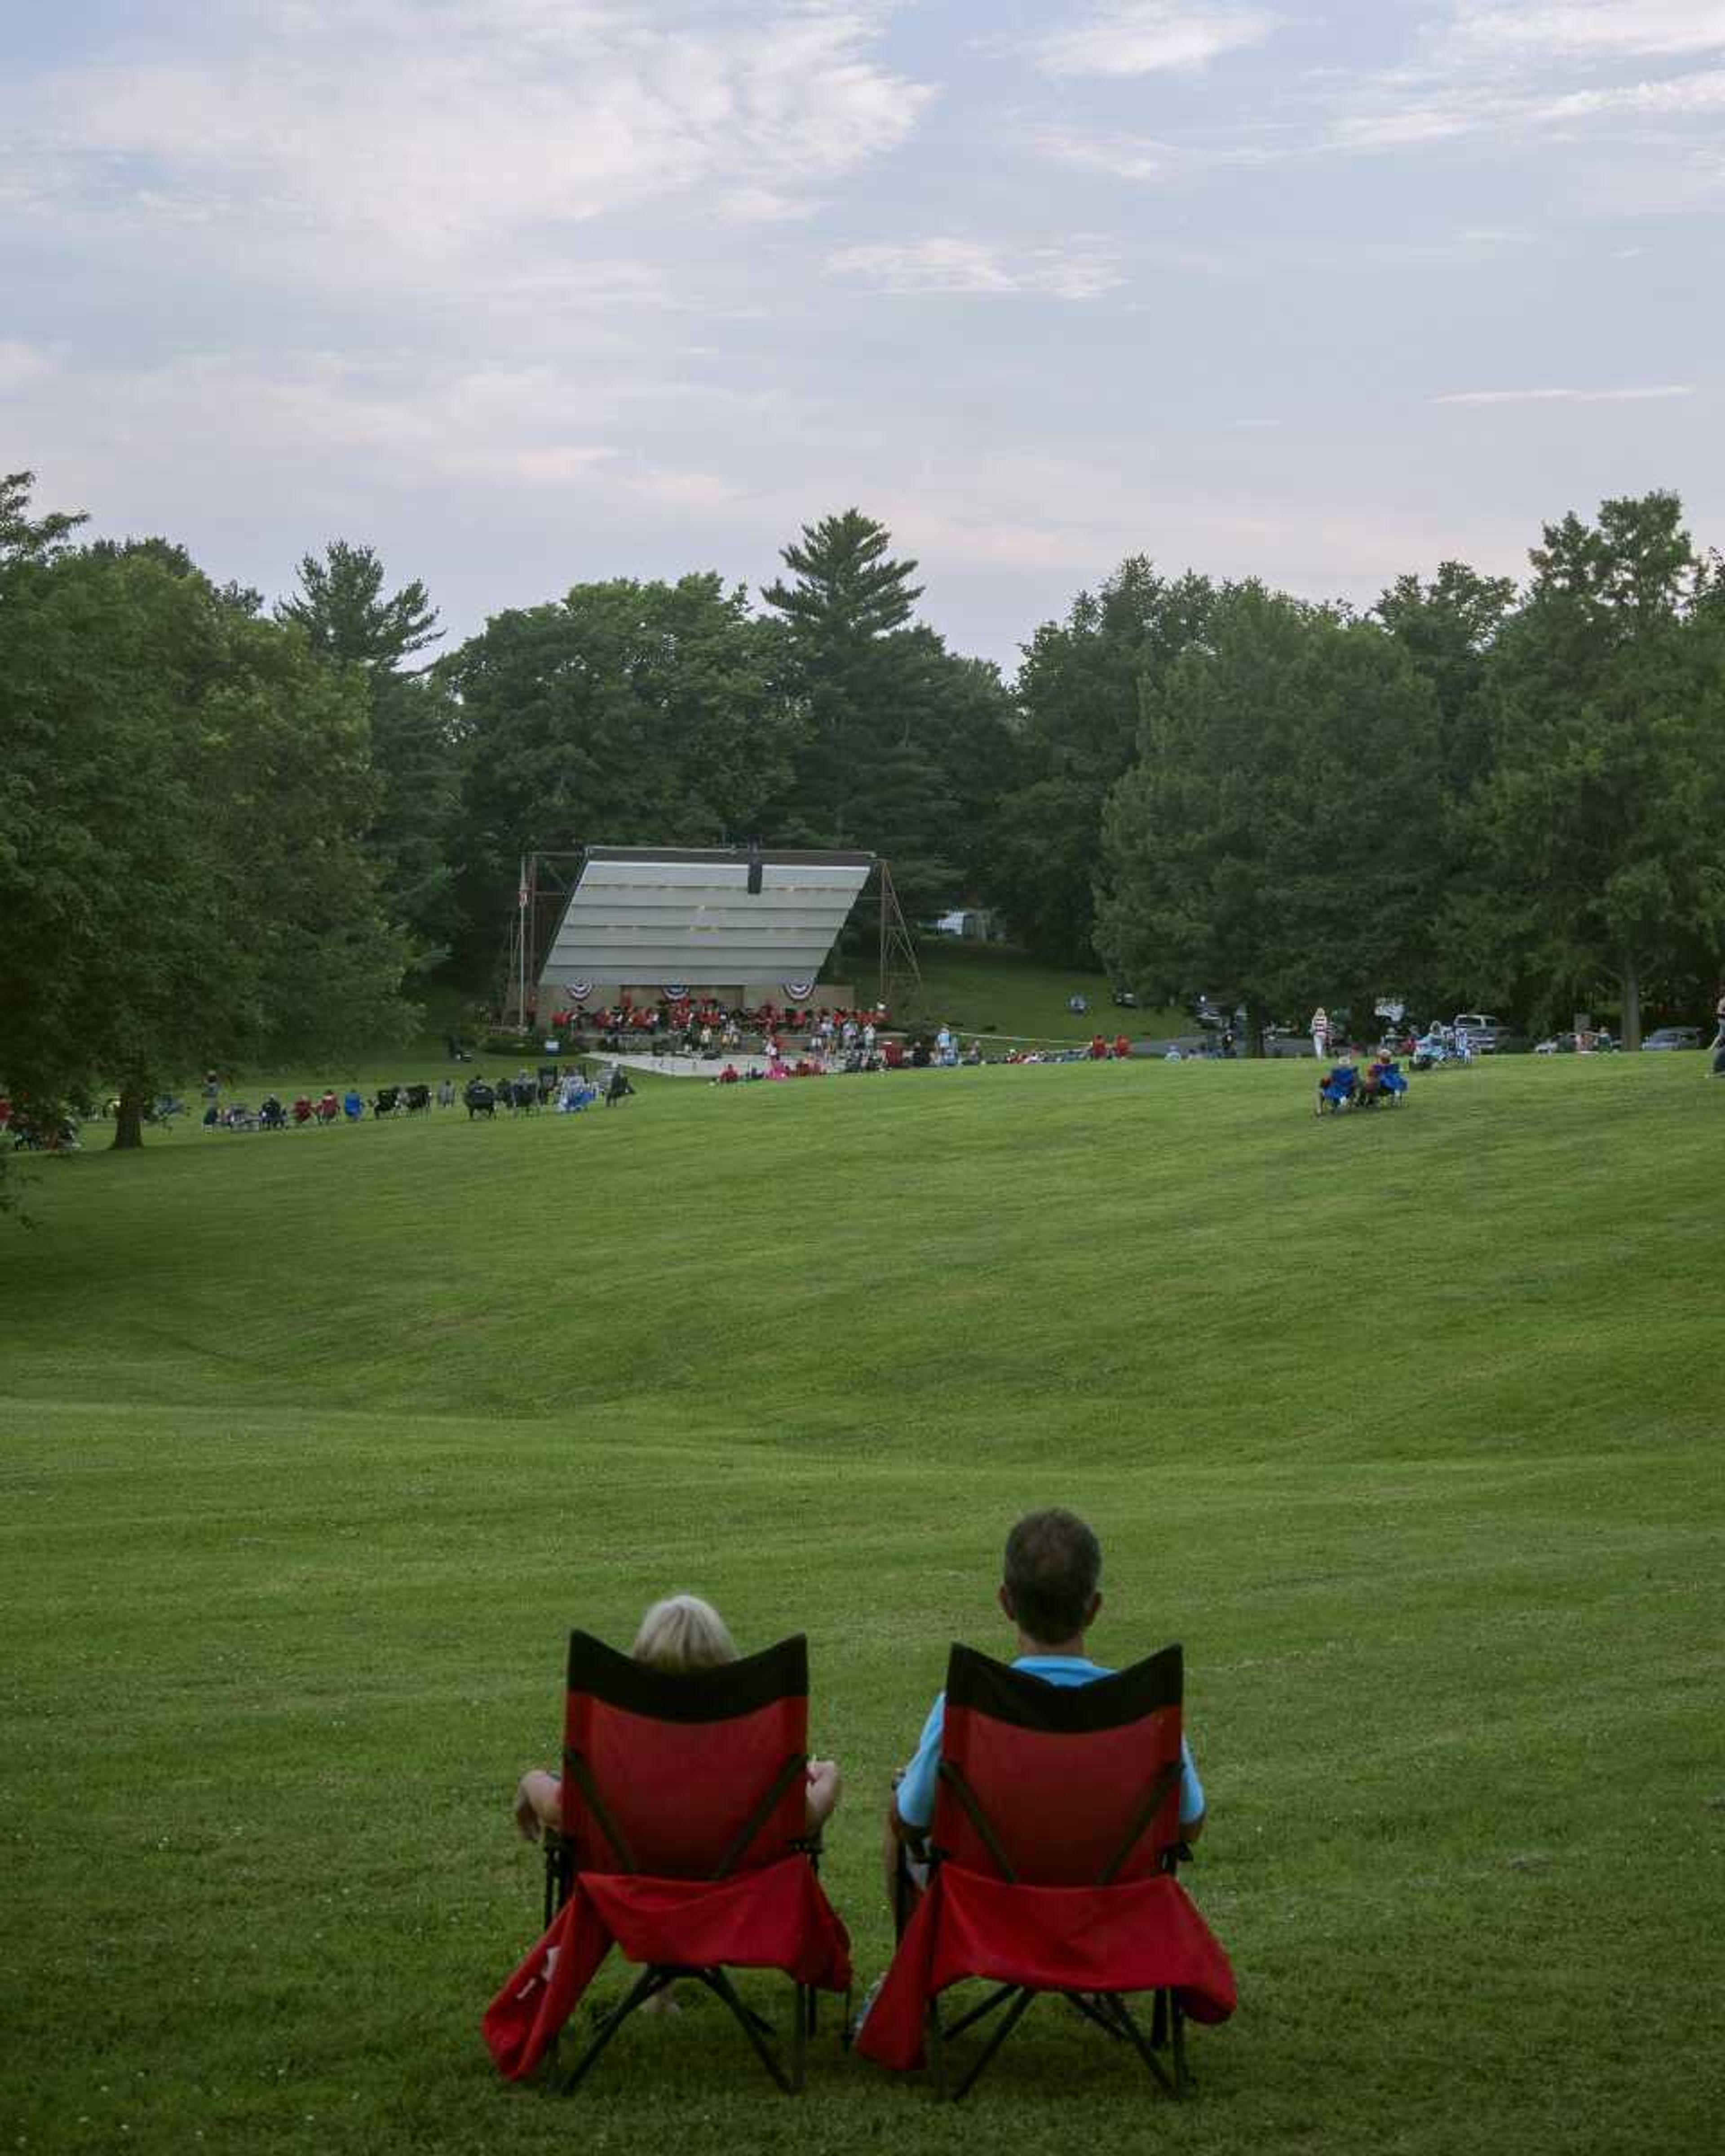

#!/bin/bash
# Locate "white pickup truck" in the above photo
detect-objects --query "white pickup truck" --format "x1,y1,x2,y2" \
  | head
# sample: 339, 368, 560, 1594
1453, 1011, 1507, 1052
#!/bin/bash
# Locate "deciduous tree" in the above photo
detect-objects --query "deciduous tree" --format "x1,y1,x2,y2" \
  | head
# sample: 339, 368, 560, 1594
1095, 586, 1447, 1044
446, 574, 801, 960
0, 515, 408, 1146
984, 559, 1217, 964
1474, 493, 1725, 1046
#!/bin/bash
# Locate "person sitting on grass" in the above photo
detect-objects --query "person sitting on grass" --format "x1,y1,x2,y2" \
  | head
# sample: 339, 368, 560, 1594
878, 1509, 1205, 1940
513, 1593, 843, 1886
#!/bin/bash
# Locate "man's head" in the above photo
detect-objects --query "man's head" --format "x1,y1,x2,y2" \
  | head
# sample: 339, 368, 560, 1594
999, 1508, 1102, 1650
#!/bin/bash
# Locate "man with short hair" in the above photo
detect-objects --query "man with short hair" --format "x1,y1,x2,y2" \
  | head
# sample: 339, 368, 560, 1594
883, 1508, 1205, 1921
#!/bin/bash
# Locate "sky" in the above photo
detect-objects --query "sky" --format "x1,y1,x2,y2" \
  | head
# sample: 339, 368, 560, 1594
4, 0, 1723, 667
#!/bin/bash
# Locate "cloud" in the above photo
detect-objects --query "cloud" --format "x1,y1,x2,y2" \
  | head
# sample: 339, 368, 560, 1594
1330, 106, 1482, 150
1034, 126, 1177, 181
16, 3, 935, 291
0, 341, 52, 394
1528, 67, 1725, 119
1028, 121, 1291, 182
1028, 4, 1277, 79
1443, 3, 1725, 62
1329, 64, 1725, 152
40, 346, 802, 509
1432, 384, 1695, 403
826, 237, 1123, 298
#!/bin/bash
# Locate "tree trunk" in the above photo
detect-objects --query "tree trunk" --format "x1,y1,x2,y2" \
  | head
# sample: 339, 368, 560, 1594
1620, 955, 1642, 1051
112, 1088, 146, 1150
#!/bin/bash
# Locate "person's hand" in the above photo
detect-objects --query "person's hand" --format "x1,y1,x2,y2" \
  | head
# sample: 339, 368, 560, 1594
514, 1769, 559, 1843
805, 1757, 843, 1829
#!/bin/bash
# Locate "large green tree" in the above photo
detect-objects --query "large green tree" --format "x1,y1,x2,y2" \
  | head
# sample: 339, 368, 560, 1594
446, 573, 802, 960
760, 511, 924, 853
760, 510, 995, 920
1095, 585, 1448, 1045
984, 558, 1218, 964
277, 540, 462, 975
276, 538, 440, 670
1472, 493, 1725, 1046
0, 508, 408, 1147
1374, 560, 1517, 803
0, 474, 88, 1208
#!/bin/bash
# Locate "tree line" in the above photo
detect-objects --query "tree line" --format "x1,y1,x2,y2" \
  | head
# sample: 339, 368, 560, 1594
4, 472, 1723, 1157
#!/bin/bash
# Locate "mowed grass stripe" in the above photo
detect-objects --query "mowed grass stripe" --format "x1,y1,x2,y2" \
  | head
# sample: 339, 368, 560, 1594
1, 1053, 1722, 2153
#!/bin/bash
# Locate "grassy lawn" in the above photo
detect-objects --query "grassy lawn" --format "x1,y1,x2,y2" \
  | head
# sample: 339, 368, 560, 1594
894, 938, 1186, 1042
2, 1051, 1721, 2155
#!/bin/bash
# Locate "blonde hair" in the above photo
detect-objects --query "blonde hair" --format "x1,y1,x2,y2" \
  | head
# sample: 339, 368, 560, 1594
630, 1594, 738, 1674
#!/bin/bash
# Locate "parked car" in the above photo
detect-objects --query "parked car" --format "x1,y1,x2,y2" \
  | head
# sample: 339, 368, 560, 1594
1644, 1026, 1702, 1051
1111, 986, 1139, 1008
1453, 1011, 1510, 1052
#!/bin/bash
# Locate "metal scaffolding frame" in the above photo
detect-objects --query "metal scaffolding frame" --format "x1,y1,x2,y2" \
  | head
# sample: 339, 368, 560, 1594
497, 847, 921, 1023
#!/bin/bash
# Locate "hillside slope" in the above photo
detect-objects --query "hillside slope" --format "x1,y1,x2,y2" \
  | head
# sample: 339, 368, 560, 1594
1, 1054, 1719, 2156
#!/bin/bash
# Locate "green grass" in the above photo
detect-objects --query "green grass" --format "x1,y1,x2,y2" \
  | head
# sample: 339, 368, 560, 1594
896, 938, 1185, 1042
2, 1053, 1722, 2156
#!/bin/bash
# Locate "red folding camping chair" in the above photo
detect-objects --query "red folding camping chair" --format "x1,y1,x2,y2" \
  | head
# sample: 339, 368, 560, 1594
854, 1642, 1235, 2101
482, 1630, 851, 2094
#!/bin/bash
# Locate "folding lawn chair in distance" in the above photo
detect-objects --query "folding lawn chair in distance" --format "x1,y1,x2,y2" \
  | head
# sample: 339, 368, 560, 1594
854, 1643, 1235, 2102
482, 1631, 851, 2095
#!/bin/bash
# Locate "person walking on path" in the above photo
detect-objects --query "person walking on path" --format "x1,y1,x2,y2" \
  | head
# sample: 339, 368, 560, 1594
1310, 1007, 1330, 1060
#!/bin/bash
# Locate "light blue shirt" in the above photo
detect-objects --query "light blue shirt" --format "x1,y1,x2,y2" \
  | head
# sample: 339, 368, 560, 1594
895, 1654, 1205, 1833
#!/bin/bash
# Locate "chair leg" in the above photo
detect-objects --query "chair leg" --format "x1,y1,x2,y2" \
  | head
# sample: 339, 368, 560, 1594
926, 1999, 946, 2101
1109, 1993, 1178, 2098
951, 1987, 1035, 2102
556, 1964, 664, 2092
1064, 1991, 1127, 2040
1171, 1994, 1190, 2095
944, 1984, 1020, 2040
697, 1967, 798, 2095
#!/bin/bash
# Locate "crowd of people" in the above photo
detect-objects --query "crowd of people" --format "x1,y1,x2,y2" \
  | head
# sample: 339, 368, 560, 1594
20, 988, 1718, 1154
461, 1065, 633, 1115
552, 994, 894, 1059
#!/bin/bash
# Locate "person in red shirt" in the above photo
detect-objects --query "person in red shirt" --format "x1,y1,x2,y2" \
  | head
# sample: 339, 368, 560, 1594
1089, 1033, 1108, 1060
1113, 1033, 1131, 1060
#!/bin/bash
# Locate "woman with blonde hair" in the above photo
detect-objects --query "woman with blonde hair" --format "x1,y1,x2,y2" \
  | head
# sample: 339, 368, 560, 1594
512, 1595, 841, 1843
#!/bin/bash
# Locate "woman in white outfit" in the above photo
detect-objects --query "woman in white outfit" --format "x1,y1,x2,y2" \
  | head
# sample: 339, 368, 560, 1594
1310, 1007, 1329, 1060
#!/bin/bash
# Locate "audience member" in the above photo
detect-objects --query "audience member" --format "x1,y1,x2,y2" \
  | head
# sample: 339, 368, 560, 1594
881, 1509, 1204, 1926
513, 1594, 842, 1846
